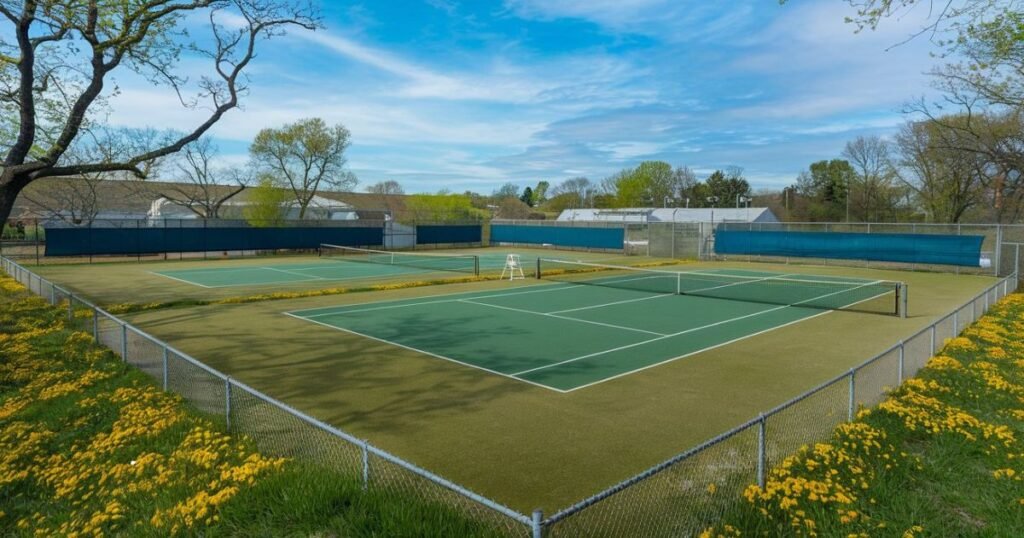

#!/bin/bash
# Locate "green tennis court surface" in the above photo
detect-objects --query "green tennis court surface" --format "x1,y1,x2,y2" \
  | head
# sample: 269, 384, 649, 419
151, 252, 522, 288
287, 268, 899, 392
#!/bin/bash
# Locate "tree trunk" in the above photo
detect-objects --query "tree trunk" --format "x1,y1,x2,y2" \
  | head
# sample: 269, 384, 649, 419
0, 171, 32, 227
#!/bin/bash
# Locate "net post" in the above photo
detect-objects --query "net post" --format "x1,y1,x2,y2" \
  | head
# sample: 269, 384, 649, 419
224, 377, 232, 432
532, 509, 543, 538
847, 369, 856, 422
900, 282, 908, 318
676, 272, 681, 295
756, 413, 767, 488
474, 255, 480, 276
897, 340, 905, 384
536, 258, 542, 279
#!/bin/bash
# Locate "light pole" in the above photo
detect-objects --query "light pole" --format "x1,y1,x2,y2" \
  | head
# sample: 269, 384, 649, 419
736, 194, 751, 208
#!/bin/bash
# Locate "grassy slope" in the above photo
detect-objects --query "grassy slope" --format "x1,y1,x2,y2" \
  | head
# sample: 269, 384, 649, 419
0, 273, 507, 537
703, 293, 1024, 537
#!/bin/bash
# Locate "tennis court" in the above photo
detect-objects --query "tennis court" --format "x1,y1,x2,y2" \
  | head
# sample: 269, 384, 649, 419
287, 261, 904, 391
151, 245, 510, 288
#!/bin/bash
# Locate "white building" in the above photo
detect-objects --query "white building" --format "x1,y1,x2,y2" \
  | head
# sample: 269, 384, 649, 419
556, 207, 779, 224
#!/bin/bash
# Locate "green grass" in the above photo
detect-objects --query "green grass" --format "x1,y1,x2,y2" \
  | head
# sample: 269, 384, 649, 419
702, 293, 1024, 537
0, 273, 511, 537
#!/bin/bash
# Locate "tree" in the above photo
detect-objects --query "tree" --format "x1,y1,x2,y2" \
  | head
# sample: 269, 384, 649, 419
704, 168, 752, 208
841, 136, 905, 221
155, 138, 250, 219
0, 1, 319, 226
493, 183, 520, 200
520, 186, 534, 207
365, 180, 404, 216
531, 181, 549, 206
795, 160, 855, 221
614, 160, 678, 206
893, 119, 986, 223
21, 174, 102, 225
250, 118, 356, 219
548, 177, 594, 210
244, 175, 290, 227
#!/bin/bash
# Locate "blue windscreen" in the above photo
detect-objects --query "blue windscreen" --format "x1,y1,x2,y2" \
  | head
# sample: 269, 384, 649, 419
714, 230, 984, 267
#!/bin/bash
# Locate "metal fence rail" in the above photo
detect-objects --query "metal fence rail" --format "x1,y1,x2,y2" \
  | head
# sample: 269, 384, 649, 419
0, 256, 534, 537
0, 255, 1016, 537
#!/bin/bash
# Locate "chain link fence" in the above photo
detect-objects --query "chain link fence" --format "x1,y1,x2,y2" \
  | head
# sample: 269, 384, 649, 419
1, 255, 1016, 536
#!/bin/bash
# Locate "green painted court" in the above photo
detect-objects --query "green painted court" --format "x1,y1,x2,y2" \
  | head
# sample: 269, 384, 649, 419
150, 250, 529, 288
286, 266, 902, 391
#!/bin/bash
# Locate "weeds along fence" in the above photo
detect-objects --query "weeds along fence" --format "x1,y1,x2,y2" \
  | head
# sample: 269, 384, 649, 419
1, 255, 1017, 537
0, 256, 537, 537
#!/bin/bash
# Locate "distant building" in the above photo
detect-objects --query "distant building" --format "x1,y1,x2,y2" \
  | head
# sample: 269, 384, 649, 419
146, 193, 360, 221
556, 207, 780, 223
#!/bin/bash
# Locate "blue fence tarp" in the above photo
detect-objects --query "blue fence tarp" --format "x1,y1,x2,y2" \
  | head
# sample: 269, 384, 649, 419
45, 226, 385, 257
416, 224, 482, 245
490, 224, 623, 250
714, 230, 985, 267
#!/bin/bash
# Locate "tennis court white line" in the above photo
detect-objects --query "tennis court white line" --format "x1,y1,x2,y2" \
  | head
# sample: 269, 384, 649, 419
147, 271, 216, 289
563, 308, 836, 392
281, 312, 569, 394
458, 299, 667, 337
547, 293, 673, 314
512, 280, 885, 377
564, 286, 898, 392
264, 267, 328, 280
151, 265, 425, 289
296, 284, 583, 318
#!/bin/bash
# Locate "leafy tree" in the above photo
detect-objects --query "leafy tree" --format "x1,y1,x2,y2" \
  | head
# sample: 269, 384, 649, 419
244, 175, 290, 227
0, 1, 319, 225
250, 118, 356, 219
704, 168, 752, 207
531, 181, 550, 206
520, 186, 534, 207
893, 119, 985, 223
795, 160, 855, 221
614, 160, 677, 206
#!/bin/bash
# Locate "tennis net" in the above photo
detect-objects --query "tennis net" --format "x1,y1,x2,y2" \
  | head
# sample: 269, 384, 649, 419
536, 258, 906, 316
321, 244, 480, 275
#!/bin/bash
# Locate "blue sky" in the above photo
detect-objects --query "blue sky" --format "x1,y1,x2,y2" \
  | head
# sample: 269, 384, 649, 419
108, 0, 945, 193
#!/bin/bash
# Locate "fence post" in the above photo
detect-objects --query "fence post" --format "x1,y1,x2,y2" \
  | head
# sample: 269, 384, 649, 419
897, 341, 905, 384
224, 377, 232, 431
532, 509, 543, 538
162, 345, 169, 391
847, 369, 856, 421
362, 443, 370, 491
120, 323, 128, 361
92, 307, 99, 340
757, 413, 767, 488
67, 292, 74, 322
953, 311, 959, 335
930, 325, 936, 355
